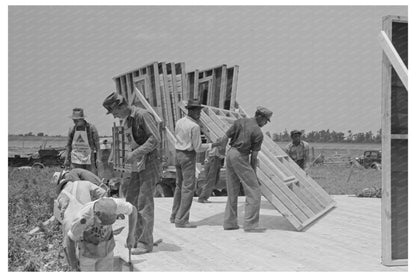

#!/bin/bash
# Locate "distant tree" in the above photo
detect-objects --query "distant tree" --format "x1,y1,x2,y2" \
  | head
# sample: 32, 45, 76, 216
24, 132, 33, 136
272, 133, 279, 142
282, 129, 290, 142
37, 132, 44, 137
265, 131, 271, 138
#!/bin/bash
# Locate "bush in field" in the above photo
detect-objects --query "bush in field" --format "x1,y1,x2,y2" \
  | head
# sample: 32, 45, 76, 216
8, 167, 70, 271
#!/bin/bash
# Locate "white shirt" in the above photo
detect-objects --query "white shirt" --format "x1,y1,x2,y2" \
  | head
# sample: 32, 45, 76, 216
175, 116, 211, 153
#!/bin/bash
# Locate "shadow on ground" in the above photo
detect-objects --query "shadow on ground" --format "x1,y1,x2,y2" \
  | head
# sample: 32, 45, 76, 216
194, 201, 296, 231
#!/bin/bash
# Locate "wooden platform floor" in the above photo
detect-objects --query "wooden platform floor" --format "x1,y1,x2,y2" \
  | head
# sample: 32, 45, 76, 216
113, 195, 407, 271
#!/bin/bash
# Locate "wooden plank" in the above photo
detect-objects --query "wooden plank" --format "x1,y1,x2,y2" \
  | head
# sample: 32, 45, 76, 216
178, 62, 188, 102
160, 62, 175, 132
153, 63, 163, 111
378, 31, 408, 90
112, 61, 158, 79
229, 66, 239, 111
146, 63, 156, 107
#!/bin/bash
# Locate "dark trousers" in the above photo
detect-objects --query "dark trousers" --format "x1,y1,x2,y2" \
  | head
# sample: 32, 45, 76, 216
198, 156, 222, 201
126, 168, 158, 251
223, 147, 261, 230
171, 150, 196, 225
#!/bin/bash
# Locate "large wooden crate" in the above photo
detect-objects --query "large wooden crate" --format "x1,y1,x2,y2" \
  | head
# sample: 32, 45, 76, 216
380, 15, 408, 266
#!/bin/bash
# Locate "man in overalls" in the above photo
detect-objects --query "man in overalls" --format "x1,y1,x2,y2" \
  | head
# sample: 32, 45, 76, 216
65, 197, 137, 271
103, 92, 161, 255
285, 130, 310, 170
64, 108, 103, 175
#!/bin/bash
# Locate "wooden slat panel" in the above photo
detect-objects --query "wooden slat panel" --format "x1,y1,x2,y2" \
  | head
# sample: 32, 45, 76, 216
181, 103, 336, 231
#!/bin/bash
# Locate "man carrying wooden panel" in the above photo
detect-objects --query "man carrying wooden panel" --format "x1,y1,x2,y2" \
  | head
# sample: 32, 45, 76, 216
103, 92, 161, 254
218, 106, 273, 232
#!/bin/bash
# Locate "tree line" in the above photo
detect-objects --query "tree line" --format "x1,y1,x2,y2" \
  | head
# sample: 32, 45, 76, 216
266, 129, 382, 144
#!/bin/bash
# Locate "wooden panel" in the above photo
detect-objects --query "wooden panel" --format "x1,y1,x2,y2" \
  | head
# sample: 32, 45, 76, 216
179, 103, 336, 231
381, 15, 408, 266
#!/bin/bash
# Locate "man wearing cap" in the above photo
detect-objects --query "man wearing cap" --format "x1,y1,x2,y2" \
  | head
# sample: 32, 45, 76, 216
103, 92, 161, 254
65, 197, 137, 271
170, 100, 222, 228
197, 145, 225, 203
64, 108, 103, 176
218, 106, 272, 233
285, 130, 310, 170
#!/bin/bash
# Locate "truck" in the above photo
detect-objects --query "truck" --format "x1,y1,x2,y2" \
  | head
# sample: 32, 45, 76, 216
355, 150, 382, 169
8, 147, 66, 168
108, 62, 240, 197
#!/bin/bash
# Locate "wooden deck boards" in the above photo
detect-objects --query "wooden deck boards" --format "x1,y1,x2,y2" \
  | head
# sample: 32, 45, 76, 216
113, 195, 407, 271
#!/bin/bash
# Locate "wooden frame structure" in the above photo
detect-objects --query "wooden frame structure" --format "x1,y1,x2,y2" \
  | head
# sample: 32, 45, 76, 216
186, 65, 239, 110
178, 102, 336, 231
380, 15, 408, 266
111, 62, 239, 174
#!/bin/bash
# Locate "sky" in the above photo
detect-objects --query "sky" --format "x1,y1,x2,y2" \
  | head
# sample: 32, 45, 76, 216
8, 5, 408, 136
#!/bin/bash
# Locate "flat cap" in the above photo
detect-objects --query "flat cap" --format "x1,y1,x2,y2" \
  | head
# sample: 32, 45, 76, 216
290, 130, 302, 137
102, 92, 126, 114
256, 106, 273, 122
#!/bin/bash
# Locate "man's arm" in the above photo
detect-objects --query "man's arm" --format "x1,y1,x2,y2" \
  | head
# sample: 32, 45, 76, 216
64, 235, 79, 271
303, 142, 310, 171
64, 127, 73, 167
250, 151, 259, 173
191, 125, 212, 153
91, 125, 102, 163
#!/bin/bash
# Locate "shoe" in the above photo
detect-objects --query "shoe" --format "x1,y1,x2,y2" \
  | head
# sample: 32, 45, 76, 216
175, 223, 197, 228
131, 246, 151, 255
244, 227, 266, 233
224, 226, 240, 230
197, 199, 211, 203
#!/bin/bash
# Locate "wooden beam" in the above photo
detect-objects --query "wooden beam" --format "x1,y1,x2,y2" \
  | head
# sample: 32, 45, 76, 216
378, 31, 408, 90
219, 65, 227, 109
229, 66, 239, 111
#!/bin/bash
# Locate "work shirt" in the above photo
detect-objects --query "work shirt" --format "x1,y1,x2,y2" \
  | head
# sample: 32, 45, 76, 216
68, 198, 133, 244
225, 118, 263, 155
123, 107, 160, 171
57, 181, 107, 215
175, 116, 211, 153
285, 140, 310, 162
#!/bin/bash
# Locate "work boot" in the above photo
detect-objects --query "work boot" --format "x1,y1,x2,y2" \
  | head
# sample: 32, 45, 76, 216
175, 222, 197, 228
197, 198, 211, 203
224, 225, 240, 231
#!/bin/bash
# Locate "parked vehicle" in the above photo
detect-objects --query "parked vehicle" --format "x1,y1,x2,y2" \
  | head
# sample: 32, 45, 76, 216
8, 147, 66, 168
355, 150, 382, 169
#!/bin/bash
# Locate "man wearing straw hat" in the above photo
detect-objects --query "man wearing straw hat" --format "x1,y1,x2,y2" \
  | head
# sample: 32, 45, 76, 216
64, 108, 103, 175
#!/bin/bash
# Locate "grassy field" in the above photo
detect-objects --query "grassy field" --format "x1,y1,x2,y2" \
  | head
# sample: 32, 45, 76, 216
8, 141, 381, 271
